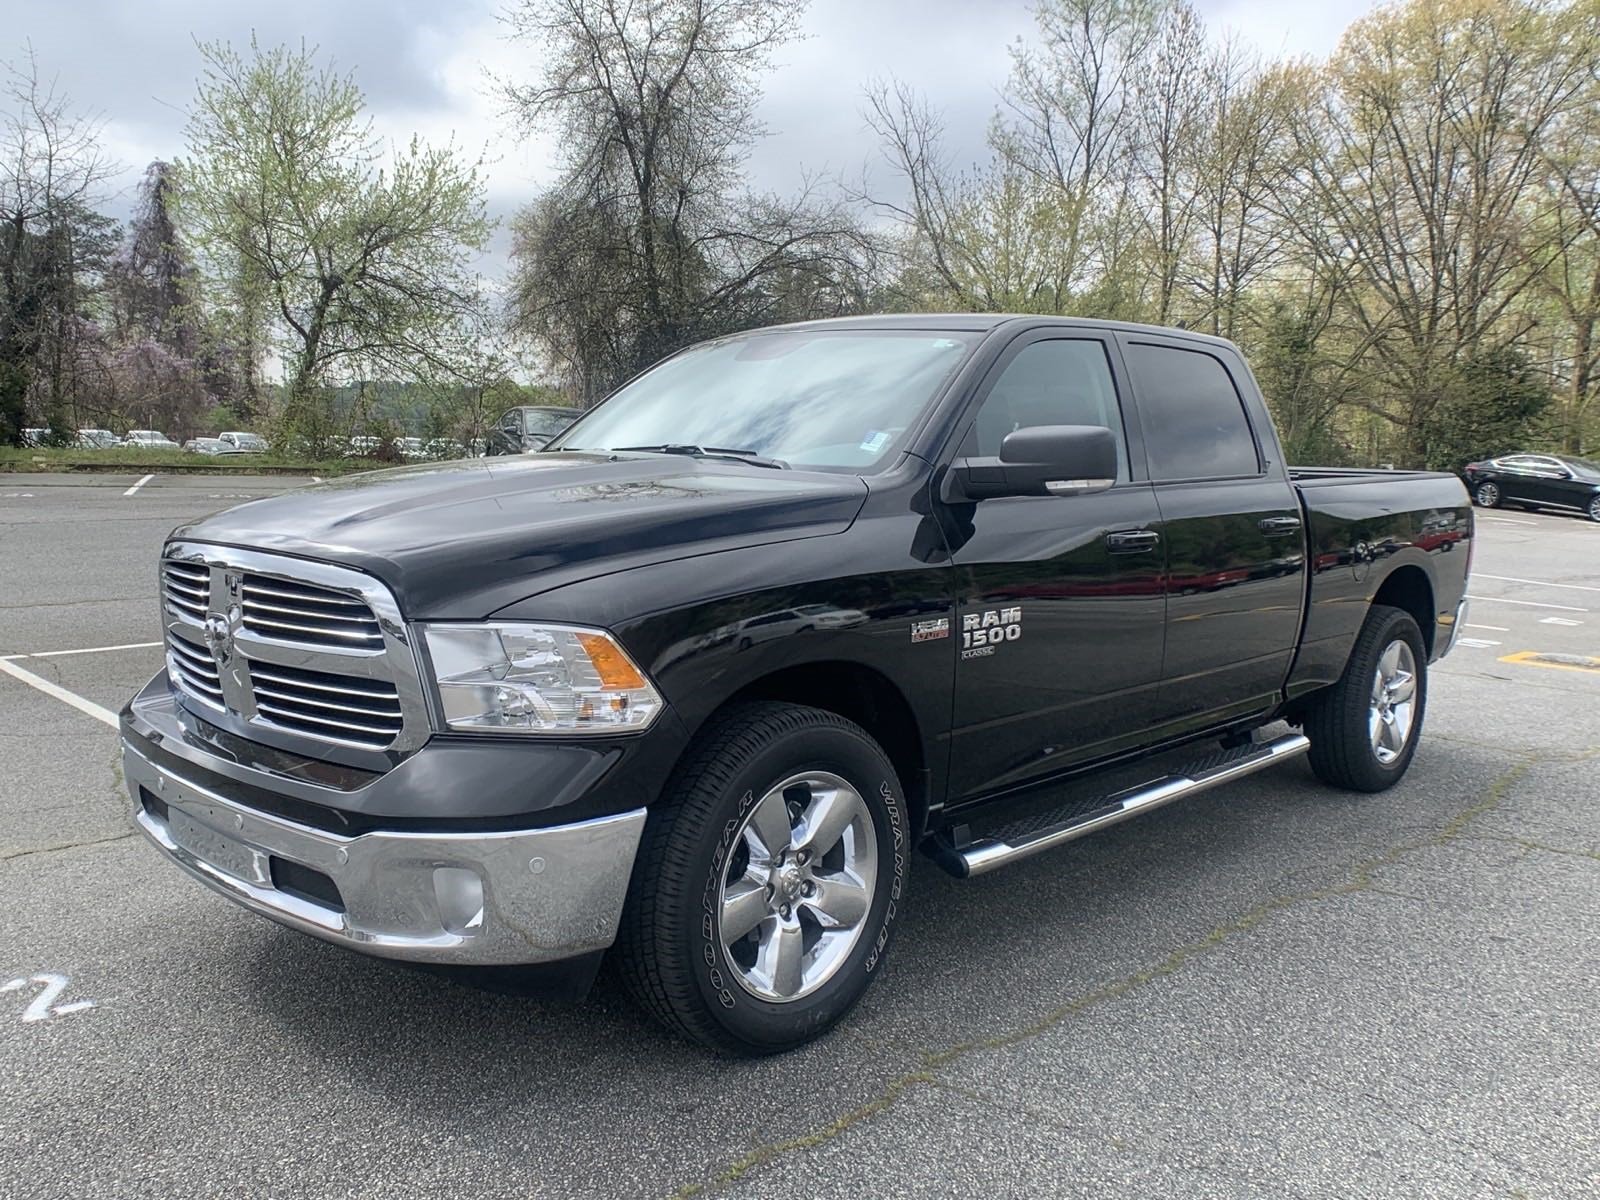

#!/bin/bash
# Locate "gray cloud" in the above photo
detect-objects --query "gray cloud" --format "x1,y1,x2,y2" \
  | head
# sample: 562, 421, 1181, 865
11, 0, 1372, 265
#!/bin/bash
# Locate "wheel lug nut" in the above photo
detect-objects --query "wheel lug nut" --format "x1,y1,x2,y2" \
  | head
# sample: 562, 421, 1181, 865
802, 881, 815, 896
779, 904, 791, 919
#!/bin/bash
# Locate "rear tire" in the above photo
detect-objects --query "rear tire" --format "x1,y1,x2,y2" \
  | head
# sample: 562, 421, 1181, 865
1587, 495, 1600, 523
1305, 605, 1427, 792
1472, 481, 1501, 508
615, 702, 908, 1055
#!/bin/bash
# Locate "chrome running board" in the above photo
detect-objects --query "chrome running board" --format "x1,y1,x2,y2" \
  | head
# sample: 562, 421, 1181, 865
947, 732, 1311, 878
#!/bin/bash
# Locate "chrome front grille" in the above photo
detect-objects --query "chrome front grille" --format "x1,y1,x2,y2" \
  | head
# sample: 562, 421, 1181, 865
249, 662, 404, 749
166, 631, 224, 708
159, 542, 428, 755
240, 574, 384, 649
163, 561, 210, 623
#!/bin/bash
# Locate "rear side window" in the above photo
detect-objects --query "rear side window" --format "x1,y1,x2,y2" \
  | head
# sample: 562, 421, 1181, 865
1125, 343, 1259, 480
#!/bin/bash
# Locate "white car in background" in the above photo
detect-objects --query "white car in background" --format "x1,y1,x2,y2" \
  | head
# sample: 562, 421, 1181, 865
218, 431, 268, 452
124, 429, 180, 450
75, 428, 120, 449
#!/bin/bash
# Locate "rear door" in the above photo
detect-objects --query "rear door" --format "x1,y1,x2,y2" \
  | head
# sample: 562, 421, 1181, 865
1118, 335, 1306, 733
945, 330, 1168, 800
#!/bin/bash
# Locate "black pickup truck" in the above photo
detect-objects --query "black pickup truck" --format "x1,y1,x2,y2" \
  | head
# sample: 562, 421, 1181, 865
120, 315, 1472, 1054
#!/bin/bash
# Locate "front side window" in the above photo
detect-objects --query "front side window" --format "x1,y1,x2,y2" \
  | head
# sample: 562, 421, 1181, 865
501, 410, 524, 434
1125, 343, 1260, 481
966, 339, 1128, 480
551, 331, 980, 472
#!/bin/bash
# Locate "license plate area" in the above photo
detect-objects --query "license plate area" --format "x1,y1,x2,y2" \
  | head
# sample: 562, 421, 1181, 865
167, 807, 264, 885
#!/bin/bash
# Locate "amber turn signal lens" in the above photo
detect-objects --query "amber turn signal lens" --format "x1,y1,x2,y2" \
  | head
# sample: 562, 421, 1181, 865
576, 632, 648, 690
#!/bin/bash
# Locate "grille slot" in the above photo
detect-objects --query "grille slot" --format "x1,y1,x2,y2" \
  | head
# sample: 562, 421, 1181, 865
163, 561, 210, 622
167, 633, 224, 708
249, 662, 403, 749
240, 574, 383, 649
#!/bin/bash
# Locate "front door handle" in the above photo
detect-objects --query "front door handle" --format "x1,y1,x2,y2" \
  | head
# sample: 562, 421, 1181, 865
1258, 515, 1302, 537
1106, 529, 1161, 553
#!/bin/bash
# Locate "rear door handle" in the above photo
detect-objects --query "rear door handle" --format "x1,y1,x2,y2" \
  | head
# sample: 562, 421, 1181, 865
1258, 516, 1302, 537
1106, 529, 1161, 553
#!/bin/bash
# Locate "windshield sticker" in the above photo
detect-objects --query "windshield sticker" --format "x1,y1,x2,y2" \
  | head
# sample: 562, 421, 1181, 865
911, 617, 950, 644
961, 606, 1022, 659
859, 430, 891, 454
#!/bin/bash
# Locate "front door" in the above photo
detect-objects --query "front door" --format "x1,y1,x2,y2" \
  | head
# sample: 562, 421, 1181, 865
1118, 336, 1305, 731
946, 333, 1168, 801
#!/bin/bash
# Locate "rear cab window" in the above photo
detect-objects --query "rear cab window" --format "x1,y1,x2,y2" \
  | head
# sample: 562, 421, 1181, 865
1122, 342, 1261, 481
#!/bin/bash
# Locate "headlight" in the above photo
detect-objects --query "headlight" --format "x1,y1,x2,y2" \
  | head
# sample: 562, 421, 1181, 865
421, 623, 663, 734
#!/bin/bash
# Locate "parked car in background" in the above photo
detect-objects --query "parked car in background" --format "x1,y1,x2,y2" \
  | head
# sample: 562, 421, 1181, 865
345, 435, 381, 457
218, 431, 268, 453
424, 437, 465, 460
124, 430, 180, 451
183, 438, 247, 456
1463, 452, 1600, 522
396, 437, 426, 460
485, 405, 585, 455
75, 428, 119, 449
21, 427, 48, 447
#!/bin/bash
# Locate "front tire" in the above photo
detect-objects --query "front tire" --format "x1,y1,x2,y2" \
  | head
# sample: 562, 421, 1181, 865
616, 702, 908, 1055
1472, 481, 1501, 508
1587, 495, 1600, 523
1305, 605, 1427, 792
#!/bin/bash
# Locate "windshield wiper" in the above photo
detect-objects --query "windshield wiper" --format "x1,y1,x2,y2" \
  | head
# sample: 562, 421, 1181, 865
607, 444, 789, 469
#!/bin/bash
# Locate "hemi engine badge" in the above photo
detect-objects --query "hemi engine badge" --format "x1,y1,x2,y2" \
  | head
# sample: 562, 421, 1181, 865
911, 617, 950, 643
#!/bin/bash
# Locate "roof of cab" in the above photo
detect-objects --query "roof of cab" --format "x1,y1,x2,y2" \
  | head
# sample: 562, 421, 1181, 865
752, 312, 1240, 349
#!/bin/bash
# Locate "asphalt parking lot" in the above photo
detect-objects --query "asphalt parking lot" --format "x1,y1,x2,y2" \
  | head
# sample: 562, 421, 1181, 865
2, 474, 1598, 1199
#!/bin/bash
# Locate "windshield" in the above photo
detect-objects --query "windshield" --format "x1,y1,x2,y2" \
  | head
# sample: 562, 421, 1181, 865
549, 330, 979, 471
527, 410, 580, 437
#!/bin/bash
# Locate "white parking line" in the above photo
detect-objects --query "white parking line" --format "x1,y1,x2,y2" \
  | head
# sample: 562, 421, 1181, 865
1458, 638, 1502, 648
0, 658, 119, 728
1474, 573, 1600, 594
1481, 516, 1538, 526
1466, 594, 1588, 613
122, 474, 155, 496
1540, 616, 1584, 627
1465, 624, 1510, 632
0, 641, 164, 661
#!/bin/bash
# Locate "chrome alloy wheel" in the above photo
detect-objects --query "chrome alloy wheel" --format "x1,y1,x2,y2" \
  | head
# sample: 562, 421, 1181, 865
1474, 481, 1500, 506
1369, 639, 1418, 765
1589, 495, 1600, 522
716, 772, 878, 1003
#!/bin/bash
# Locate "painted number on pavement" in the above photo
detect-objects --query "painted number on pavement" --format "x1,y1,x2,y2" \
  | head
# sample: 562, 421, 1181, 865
1, 973, 97, 1022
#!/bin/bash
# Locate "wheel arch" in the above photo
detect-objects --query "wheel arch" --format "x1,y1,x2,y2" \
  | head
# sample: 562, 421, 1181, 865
1370, 563, 1436, 658
683, 660, 931, 841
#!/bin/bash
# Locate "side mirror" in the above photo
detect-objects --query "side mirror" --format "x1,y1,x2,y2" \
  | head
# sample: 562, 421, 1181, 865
942, 425, 1119, 502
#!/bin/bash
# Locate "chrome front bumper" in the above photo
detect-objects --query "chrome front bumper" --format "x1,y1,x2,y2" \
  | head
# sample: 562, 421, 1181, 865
123, 742, 646, 966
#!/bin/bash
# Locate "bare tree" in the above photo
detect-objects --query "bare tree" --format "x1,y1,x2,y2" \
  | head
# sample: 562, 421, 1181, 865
1283, 0, 1596, 464
501, 0, 877, 395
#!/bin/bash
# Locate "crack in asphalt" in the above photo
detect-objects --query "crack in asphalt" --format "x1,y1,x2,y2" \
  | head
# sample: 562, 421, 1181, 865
1467, 832, 1600, 865
670, 754, 1544, 1200
1, 831, 137, 862
0, 595, 152, 611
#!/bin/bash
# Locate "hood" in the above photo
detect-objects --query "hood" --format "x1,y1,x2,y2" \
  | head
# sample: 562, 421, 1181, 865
173, 453, 869, 617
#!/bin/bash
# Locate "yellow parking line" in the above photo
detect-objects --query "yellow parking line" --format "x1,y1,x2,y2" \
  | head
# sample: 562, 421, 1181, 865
1497, 650, 1600, 675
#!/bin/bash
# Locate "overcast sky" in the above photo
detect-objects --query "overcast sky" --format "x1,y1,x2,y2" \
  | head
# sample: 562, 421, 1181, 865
12, 0, 1379, 263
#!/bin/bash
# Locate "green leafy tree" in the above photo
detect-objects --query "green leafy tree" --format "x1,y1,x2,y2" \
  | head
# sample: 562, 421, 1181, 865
176, 38, 491, 441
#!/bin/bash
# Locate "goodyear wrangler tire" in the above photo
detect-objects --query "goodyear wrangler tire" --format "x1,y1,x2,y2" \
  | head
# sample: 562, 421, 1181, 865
616, 702, 908, 1055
